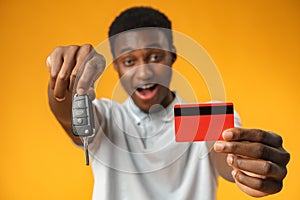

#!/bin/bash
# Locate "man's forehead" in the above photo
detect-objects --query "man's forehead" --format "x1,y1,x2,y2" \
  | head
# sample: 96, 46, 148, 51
113, 28, 170, 55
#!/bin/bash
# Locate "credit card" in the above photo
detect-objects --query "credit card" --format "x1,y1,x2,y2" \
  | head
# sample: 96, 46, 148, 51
174, 103, 234, 142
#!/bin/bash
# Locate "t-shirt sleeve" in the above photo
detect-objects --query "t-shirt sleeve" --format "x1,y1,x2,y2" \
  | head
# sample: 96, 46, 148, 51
234, 110, 242, 128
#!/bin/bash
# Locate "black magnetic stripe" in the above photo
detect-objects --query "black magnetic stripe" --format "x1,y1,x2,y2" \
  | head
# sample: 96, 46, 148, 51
174, 105, 234, 116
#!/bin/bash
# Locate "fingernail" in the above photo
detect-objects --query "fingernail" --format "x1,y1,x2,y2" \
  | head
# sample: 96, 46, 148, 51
227, 154, 233, 166
77, 88, 85, 95
214, 141, 225, 152
46, 56, 51, 66
232, 170, 237, 178
55, 96, 66, 102
223, 130, 233, 140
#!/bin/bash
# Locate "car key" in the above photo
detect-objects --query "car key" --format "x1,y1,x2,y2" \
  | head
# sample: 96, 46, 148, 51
72, 94, 95, 165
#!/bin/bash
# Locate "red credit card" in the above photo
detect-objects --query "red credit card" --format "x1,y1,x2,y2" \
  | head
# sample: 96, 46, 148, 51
174, 103, 234, 142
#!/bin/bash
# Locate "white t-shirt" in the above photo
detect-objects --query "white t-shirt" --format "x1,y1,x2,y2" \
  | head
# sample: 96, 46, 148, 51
89, 95, 241, 200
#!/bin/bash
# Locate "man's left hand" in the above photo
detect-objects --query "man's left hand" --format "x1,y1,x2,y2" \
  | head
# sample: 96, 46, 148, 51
214, 128, 290, 197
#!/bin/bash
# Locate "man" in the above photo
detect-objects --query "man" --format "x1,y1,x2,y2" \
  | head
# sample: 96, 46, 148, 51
46, 7, 290, 199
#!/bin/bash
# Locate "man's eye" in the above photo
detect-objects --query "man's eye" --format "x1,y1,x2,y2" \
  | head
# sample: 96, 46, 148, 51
149, 53, 162, 62
123, 58, 134, 66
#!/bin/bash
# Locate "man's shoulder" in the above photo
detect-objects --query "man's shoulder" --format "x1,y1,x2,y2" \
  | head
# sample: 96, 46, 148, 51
92, 98, 128, 116
93, 97, 124, 107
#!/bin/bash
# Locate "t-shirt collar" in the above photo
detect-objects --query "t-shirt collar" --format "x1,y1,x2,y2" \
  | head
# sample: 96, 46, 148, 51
124, 92, 183, 125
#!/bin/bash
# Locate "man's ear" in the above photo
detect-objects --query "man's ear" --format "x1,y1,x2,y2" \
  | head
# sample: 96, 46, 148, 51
171, 45, 177, 64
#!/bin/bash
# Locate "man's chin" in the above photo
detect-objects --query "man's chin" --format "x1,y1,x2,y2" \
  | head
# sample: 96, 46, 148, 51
132, 98, 153, 112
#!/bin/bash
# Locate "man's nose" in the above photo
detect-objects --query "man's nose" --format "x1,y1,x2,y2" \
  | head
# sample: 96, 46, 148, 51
136, 64, 154, 81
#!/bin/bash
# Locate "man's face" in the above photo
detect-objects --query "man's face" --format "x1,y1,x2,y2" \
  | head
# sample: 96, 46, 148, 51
113, 29, 174, 112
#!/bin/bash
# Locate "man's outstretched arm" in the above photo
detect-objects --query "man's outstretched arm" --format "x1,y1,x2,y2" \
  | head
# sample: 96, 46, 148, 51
46, 44, 105, 145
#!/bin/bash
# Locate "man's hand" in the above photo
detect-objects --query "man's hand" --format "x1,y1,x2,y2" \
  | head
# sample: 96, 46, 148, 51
46, 44, 105, 144
214, 128, 290, 197
46, 44, 105, 100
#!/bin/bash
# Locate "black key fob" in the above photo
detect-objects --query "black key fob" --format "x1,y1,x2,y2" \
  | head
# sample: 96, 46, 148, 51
72, 94, 95, 137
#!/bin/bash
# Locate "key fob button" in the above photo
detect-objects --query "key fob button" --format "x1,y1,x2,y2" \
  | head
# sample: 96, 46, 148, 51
72, 117, 87, 125
73, 109, 87, 117
73, 100, 86, 109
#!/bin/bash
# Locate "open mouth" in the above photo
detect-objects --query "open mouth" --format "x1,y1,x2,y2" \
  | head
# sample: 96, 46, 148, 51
135, 83, 158, 100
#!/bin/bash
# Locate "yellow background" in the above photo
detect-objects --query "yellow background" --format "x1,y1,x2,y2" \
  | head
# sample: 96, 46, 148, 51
1, 0, 299, 199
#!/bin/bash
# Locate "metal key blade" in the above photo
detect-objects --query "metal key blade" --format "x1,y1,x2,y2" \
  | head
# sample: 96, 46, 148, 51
83, 137, 89, 165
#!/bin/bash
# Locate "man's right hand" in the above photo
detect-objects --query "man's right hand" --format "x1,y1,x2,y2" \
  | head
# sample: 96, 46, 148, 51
46, 44, 105, 144
46, 44, 105, 100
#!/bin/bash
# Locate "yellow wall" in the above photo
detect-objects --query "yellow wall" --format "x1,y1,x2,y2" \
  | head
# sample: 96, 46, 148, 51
1, 0, 299, 199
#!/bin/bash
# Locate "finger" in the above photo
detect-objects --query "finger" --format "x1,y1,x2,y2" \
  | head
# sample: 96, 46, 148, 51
46, 56, 51, 72
54, 46, 80, 99
88, 87, 96, 100
234, 181, 268, 197
48, 48, 64, 90
76, 52, 105, 95
223, 128, 283, 148
214, 141, 290, 166
69, 44, 93, 92
227, 154, 287, 180
232, 169, 283, 195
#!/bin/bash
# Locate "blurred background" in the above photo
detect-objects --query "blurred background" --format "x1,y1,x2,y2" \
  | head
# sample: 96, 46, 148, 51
1, 0, 299, 199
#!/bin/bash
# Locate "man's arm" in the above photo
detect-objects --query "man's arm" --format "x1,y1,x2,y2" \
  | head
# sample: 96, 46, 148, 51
212, 128, 290, 197
46, 44, 105, 145
48, 85, 81, 144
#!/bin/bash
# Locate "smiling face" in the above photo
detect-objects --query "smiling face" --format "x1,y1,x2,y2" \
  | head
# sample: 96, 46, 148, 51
112, 29, 175, 112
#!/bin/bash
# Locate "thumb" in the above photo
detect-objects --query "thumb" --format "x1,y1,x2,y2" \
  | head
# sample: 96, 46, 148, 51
76, 53, 105, 95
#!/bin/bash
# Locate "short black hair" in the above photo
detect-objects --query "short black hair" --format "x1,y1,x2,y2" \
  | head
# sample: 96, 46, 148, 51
108, 6, 173, 56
